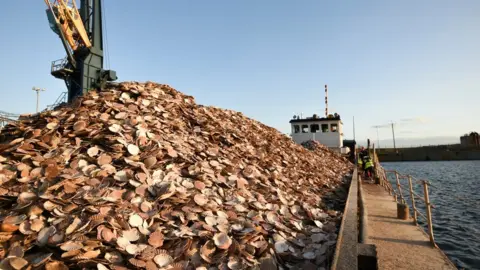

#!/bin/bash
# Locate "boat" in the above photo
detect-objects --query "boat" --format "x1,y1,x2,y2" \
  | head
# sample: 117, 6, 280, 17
289, 112, 353, 155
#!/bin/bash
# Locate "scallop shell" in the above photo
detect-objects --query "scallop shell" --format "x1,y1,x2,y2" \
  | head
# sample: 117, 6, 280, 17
19, 221, 33, 235
128, 214, 143, 227
73, 120, 87, 131
45, 261, 69, 270
109, 124, 121, 133
87, 146, 100, 157
194, 181, 206, 190
43, 201, 59, 211
115, 112, 127, 119
200, 240, 216, 263
148, 231, 164, 248
139, 246, 156, 261
194, 194, 208, 206
30, 252, 53, 267
116, 237, 130, 249
76, 250, 101, 260
127, 144, 140, 155
37, 226, 56, 246
126, 244, 141, 255
97, 154, 112, 166
17, 192, 37, 205
140, 201, 152, 212
105, 251, 124, 264
3, 214, 27, 225
61, 249, 81, 258
122, 228, 140, 242
205, 216, 218, 226
153, 253, 173, 268
9, 257, 28, 270
114, 170, 129, 182
66, 217, 82, 235
1, 223, 18, 232
101, 228, 115, 242
266, 211, 279, 224
8, 245, 24, 258
129, 258, 146, 268
60, 241, 83, 251
46, 122, 58, 130
145, 260, 157, 270
213, 232, 232, 249
0, 82, 354, 269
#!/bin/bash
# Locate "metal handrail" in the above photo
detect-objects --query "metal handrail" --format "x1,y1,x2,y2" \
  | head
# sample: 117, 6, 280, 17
45, 91, 68, 111
51, 57, 70, 73
370, 150, 437, 247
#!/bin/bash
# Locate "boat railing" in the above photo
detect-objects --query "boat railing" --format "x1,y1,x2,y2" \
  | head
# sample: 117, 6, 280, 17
370, 150, 436, 247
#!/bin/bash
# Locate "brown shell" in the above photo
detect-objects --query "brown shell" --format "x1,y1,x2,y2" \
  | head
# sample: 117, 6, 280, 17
9, 257, 29, 270
45, 261, 69, 270
148, 231, 164, 248
0, 81, 353, 269
73, 120, 87, 131
145, 260, 158, 270
128, 258, 146, 268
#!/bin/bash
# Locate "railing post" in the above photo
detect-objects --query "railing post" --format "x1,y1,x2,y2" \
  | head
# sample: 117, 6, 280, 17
408, 176, 417, 225
395, 172, 405, 204
383, 169, 390, 194
423, 180, 435, 246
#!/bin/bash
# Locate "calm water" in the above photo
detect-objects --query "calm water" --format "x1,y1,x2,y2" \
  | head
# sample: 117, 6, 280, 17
382, 161, 480, 270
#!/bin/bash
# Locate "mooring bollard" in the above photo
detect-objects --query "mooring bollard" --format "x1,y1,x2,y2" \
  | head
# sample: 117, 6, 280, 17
397, 203, 409, 220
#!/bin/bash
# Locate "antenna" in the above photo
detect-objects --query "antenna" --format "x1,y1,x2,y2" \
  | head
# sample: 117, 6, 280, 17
325, 84, 328, 117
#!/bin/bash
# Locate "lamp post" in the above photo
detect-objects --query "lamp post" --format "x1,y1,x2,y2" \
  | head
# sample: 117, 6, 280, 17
32, 87, 46, 113
391, 121, 397, 151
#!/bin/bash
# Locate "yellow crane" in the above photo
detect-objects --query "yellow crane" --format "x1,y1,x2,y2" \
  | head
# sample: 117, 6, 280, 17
45, 0, 91, 59
43, 0, 117, 103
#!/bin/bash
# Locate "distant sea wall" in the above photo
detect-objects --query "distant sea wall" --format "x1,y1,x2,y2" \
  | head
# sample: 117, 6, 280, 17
376, 145, 480, 162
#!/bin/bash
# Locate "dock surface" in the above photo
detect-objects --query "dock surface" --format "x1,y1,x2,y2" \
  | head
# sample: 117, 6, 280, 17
363, 183, 456, 270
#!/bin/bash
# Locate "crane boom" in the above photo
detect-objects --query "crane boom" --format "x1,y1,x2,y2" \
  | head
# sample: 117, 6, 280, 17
45, 0, 92, 51
44, 0, 117, 103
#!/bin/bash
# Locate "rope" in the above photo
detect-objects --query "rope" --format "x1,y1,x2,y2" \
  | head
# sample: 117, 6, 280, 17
382, 169, 480, 207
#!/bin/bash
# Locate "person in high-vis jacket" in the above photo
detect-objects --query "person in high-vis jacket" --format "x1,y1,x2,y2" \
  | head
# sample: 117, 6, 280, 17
364, 156, 374, 179
357, 156, 363, 170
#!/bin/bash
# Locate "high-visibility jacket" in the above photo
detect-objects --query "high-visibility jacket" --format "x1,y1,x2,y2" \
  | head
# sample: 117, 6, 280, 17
364, 160, 374, 169
357, 158, 363, 166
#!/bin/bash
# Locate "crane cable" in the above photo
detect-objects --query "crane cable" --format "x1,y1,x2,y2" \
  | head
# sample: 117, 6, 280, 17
102, 0, 111, 70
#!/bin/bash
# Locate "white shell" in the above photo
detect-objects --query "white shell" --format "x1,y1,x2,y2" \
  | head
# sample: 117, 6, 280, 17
128, 214, 143, 227
154, 253, 173, 267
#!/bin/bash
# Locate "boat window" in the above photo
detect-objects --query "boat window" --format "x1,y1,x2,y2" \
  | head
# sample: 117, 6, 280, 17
301, 125, 309, 133
293, 125, 300, 133
331, 123, 338, 132
310, 124, 320, 133
321, 124, 329, 133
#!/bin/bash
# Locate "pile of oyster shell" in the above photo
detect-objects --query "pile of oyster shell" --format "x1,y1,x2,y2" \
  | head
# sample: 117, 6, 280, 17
0, 82, 353, 270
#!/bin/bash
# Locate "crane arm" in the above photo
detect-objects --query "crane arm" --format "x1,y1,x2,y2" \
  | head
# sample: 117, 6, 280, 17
44, 0, 92, 63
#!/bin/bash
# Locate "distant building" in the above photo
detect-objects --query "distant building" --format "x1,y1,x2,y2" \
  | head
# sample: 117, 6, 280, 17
460, 132, 480, 147
290, 113, 348, 153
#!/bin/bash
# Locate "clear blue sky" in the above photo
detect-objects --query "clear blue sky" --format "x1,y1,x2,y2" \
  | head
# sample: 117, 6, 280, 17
1, 0, 479, 146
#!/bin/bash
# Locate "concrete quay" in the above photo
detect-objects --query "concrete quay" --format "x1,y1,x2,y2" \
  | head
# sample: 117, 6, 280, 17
331, 168, 457, 270
363, 182, 456, 270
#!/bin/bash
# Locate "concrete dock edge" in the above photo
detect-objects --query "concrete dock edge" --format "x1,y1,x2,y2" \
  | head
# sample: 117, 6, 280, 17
331, 168, 359, 270
358, 175, 369, 244
332, 168, 378, 270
